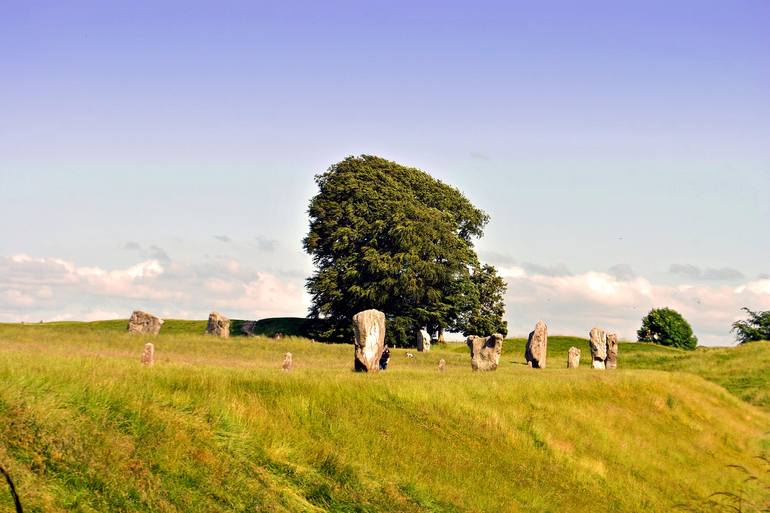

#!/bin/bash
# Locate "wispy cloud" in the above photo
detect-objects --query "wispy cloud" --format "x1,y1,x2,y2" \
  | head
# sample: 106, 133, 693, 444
255, 236, 278, 252
148, 245, 171, 264
213, 235, 231, 243
607, 264, 636, 281
670, 264, 745, 281
469, 151, 490, 161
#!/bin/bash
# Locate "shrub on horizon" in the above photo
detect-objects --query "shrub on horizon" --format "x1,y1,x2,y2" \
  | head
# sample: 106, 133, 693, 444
731, 307, 770, 344
637, 307, 698, 350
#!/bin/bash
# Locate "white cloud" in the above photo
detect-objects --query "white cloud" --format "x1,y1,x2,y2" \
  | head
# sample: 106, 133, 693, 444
505, 268, 770, 346
2, 252, 768, 346
212, 272, 306, 319
1, 289, 36, 306
0, 253, 308, 324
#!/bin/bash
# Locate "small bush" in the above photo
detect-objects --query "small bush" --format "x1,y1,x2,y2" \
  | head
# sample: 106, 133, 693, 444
637, 307, 698, 350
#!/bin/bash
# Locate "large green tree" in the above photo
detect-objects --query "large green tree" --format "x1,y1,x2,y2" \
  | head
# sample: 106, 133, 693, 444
303, 155, 506, 346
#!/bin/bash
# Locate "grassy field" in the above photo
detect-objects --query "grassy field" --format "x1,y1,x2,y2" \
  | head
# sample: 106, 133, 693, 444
1, 321, 769, 512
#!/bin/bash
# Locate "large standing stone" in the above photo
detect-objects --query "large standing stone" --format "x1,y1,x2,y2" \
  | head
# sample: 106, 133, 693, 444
282, 352, 293, 372
525, 320, 548, 368
467, 334, 503, 371
589, 327, 607, 369
140, 342, 155, 367
128, 311, 164, 334
206, 312, 230, 338
416, 328, 431, 352
352, 309, 386, 372
567, 346, 581, 368
606, 333, 618, 369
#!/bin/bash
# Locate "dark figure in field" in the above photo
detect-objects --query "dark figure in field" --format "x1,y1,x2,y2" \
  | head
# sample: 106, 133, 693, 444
379, 346, 391, 370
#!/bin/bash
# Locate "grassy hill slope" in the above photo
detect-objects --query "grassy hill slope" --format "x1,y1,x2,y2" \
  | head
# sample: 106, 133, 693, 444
1, 324, 768, 512
501, 336, 770, 412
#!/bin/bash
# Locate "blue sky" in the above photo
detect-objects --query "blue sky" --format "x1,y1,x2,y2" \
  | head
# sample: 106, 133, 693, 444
1, 0, 768, 344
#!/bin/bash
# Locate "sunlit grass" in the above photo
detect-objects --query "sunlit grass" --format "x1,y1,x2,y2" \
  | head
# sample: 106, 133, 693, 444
0, 322, 768, 512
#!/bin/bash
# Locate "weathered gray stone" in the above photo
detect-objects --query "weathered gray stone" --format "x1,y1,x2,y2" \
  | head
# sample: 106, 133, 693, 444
525, 320, 548, 368
589, 327, 607, 369
282, 352, 293, 372
437, 328, 446, 345
438, 358, 446, 372
206, 312, 230, 338
128, 311, 163, 334
606, 333, 618, 369
467, 334, 503, 371
567, 346, 581, 368
352, 309, 386, 372
416, 328, 431, 352
140, 342, 155, 367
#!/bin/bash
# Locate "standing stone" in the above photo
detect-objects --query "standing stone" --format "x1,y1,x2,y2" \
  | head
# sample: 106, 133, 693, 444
352, 309, 386, 372
128, 311, 164, 334
525, 320, 548, 368
437, 328, 447, 345
606, 333, 618, 369
282, 352, 293, 372
467, 334, 503, 371
206, 312, 230, 338
567, 346, 581, 368
589, 327, 607, 369
140, 342, 155, 367
438, 358, 446, 372
416, 328, 431, 352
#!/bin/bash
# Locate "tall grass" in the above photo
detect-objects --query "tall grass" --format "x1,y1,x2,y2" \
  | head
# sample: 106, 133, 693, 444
0, 324, 768, 512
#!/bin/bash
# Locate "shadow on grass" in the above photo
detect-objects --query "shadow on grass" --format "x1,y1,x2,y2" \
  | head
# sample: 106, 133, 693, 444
1, 464, 23, 513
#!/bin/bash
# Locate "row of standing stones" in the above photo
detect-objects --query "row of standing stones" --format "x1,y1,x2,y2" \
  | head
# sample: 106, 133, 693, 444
352, 310, 620, 373
524, 320, 618, 370
128, 310, 619, 373
128, 310, 240, 338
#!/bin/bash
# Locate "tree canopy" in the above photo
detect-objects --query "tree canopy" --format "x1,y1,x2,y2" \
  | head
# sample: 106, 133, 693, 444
303, 155, 507, 346
637, 307, 698, 350
731, 307, 770, 344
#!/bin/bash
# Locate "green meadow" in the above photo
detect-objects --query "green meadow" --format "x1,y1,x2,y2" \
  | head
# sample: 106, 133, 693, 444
1, 321, 769, 512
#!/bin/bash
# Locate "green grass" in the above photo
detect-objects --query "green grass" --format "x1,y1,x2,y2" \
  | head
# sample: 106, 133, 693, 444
501, 336, 770, 413
2, 317, 321, 339
0, 323, 769, 512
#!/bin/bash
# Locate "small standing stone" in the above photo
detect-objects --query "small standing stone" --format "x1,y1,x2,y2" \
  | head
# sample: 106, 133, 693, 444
140, 342, 155, 367
589, 327, 607, 369
525, 320, 548, 368
127, 311, 163, 334
606, 333, 618, 369
206, 312, 230, 338
467, 334, 503, 371
282, 352, 293, 372
352, 309, 386, 372
567, 346, 581, 368
416, 329, 431, 352
438, 358, 446, 372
